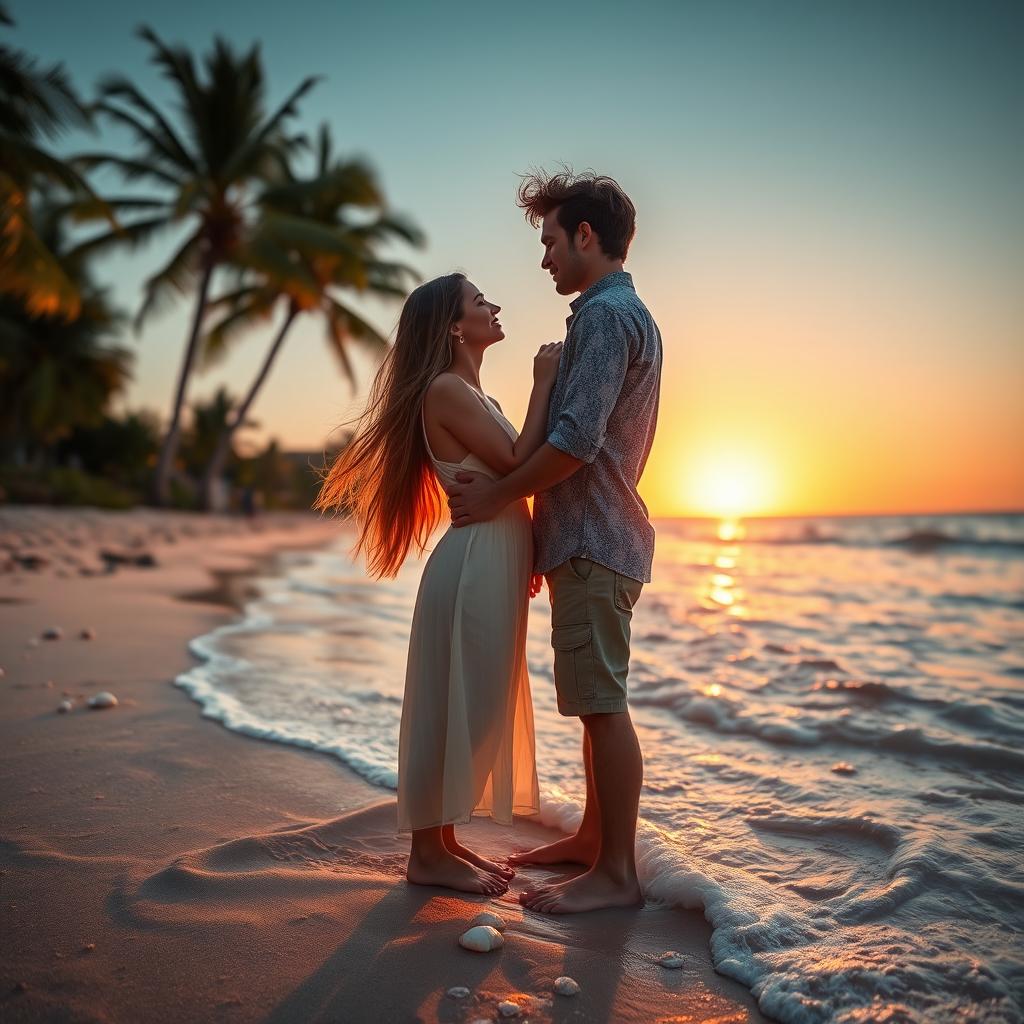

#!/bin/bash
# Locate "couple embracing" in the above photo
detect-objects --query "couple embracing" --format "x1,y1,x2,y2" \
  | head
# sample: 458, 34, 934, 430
315, 168, 662, 915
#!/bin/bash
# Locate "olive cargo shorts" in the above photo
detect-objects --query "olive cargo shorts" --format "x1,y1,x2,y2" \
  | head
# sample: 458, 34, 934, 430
545, 556, 644, 717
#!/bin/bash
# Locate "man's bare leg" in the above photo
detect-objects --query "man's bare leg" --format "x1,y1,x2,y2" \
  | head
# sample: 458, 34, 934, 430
506, 729, 601, 866
520, 710, 644, 913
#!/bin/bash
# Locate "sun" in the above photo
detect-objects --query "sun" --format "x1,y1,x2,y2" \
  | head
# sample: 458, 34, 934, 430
687, 449, 776, 518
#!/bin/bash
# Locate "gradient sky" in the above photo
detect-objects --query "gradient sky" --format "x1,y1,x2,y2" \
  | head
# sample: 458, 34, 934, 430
13, 0, 1024, 516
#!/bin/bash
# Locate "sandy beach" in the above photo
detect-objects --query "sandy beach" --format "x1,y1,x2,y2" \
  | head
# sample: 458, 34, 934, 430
0, 506, 771, 1023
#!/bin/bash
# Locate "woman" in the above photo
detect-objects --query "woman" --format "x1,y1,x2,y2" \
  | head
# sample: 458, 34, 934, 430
314, 273, 562, 895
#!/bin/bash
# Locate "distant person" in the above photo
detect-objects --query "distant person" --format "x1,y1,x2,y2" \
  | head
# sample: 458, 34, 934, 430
446, 169, 663, 913
314, 273, 562, 895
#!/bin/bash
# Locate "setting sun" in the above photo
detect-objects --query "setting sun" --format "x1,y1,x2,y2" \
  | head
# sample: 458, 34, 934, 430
685, 449, 779, 518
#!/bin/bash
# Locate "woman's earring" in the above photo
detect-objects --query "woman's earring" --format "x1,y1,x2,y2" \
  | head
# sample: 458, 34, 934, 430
456, 333, 464, 345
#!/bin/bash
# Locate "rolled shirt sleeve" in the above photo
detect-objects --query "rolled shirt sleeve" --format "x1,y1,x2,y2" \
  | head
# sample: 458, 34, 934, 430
547, 301, 632, 464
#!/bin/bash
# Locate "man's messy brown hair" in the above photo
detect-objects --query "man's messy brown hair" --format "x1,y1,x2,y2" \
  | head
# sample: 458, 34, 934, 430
516, 166, 637, 261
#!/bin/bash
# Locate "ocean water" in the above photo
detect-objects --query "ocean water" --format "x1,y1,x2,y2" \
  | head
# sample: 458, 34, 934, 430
175, 512, 1024, 1024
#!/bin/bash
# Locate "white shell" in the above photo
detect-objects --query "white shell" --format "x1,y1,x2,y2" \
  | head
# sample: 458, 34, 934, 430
87, 691, 118, 709
657, 951, 685, 968
458, 925, 504, 952
57, 700, 73, 713
469, 910, 507, 932
446, 986, 470, 998
553, 976, 581, 996
42, 626, 63, 640
497, 1001, 521, 1017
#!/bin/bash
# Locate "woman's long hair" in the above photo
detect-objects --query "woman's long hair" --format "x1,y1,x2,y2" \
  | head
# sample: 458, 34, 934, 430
313, 273, 466, 578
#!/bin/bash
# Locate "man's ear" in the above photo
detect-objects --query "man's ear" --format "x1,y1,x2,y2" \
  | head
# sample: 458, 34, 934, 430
576, 221, 593, 250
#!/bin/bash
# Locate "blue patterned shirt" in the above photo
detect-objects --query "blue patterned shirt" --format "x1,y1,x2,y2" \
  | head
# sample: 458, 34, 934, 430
532, 271, 662, 583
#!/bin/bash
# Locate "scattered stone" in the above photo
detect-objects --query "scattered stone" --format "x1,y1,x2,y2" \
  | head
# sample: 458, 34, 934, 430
554, 976, 581, 996
497, 1001, 522, 1018
458, 925, 504, 952
831, 761, 857, 775
79, 628, 97, 640
657, 951, 685, 968
42, 626, 64, 640
87, 691, 118, 709
13, 980, 28, 992
27, 637, 40, 648
469, 910, 507, 932
82, 943, 95, 952
446, 986, 471, 998
57, 700, 73, 713
44, 680, 54, 687
14, 554, 49, 570
0, 667, 5, 677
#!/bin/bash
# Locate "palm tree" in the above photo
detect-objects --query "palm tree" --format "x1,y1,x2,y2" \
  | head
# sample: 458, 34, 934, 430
194, 124, 423, 510
0, 4, 110, 319
0, 198, 133, 466
71, 26, 320, 506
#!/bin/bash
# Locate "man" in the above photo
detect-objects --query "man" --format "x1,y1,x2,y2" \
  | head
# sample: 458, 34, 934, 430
446, 168, 663, 914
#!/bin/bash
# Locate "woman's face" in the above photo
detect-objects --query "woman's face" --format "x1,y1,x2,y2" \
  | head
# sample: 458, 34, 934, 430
452, 279, 503, 348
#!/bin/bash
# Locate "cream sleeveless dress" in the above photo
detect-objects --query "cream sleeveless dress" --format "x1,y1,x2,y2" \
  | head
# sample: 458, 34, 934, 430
396, 384, 540, 833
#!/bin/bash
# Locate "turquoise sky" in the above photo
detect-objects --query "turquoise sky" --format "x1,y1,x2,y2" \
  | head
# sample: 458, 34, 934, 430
12, 0, 1024, 513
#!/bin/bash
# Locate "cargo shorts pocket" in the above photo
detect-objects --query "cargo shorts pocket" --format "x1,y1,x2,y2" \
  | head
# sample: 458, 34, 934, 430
614, 573, 643, 613
551, 622, 595, 702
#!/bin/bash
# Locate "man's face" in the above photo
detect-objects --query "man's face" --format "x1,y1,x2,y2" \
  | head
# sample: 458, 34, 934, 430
540, 209, 586, 295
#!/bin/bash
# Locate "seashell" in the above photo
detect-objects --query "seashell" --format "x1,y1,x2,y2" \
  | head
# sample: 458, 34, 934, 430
458, 925, 504, 952
79, 628, 96, 640
553, 976, 581, 996
831, 761, 857, 775
446, 986, 470, 998
497, 1001, 521, 1017
469, 910, 507, 932
42, 627, 63, 640
87, 691, 118, 709
657, 951, 685, 968
57, 700, 73, 713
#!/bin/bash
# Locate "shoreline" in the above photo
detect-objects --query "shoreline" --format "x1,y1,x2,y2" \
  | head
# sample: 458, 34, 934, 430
1, 507, 771, 1023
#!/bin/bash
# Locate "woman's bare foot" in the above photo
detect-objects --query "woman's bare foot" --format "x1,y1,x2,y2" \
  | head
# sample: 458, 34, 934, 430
507, 831, 599, 867
406, 848, 510, 895
444, 836, 515, 879
519, 866, 643, 914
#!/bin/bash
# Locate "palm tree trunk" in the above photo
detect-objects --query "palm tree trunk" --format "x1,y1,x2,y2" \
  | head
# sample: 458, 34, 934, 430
199, 303, 299, 512
151, 258, 216, 507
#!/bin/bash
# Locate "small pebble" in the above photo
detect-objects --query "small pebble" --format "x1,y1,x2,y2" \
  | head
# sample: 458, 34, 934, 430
446, 986, 471, 998
87, 691, 118, 709
831, 762, 857, 775
0, 667, 5, 677
42, 626, 63, 640
469, 910, 507, 932
27, 638, 40, 648
44, 680, 54, 688
554, 976, 581, 996
79, 628, 96, 640
497, 1001, 521, 1018
57, 700, 73, 713
82, 943, 95, 952
657, 951, 685, 968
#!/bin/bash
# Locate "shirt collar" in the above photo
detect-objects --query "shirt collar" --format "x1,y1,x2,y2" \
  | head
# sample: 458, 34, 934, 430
569, 270, 634, 316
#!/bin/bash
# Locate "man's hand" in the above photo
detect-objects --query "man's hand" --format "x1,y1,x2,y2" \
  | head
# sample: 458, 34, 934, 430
529, 573, 544, 598
447, 471, 505, 527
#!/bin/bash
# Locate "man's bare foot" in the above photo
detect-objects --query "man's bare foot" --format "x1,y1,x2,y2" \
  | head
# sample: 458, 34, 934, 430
407, 849, 510, 895
444, 836, 515, 879
507, 831, 599, 867
519, 867, 643, 914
